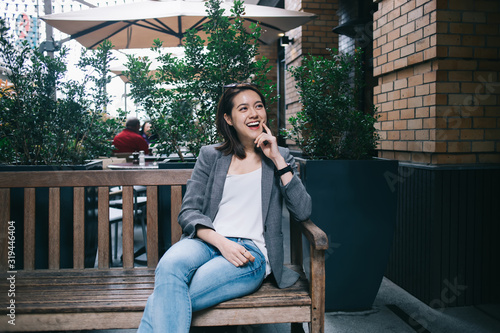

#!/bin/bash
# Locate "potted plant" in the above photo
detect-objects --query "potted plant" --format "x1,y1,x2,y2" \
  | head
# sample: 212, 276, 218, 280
284, 48, 398, 311
0, 20, 122, 268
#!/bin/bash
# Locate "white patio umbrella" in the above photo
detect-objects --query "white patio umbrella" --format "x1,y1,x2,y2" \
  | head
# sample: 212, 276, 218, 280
41, 0, 317, 49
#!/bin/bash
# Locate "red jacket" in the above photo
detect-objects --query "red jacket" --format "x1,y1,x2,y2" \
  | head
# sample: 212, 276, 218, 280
113, 128, 149, 154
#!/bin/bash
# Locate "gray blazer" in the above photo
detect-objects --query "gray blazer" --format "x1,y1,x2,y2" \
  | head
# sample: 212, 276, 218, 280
178, 144, 312, 288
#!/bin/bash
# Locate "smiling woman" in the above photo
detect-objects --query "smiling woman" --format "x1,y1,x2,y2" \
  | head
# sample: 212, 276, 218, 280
137, 83, 312, 332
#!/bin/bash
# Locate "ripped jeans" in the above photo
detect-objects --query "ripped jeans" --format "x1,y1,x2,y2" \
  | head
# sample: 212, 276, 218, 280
138, 237, 266, 332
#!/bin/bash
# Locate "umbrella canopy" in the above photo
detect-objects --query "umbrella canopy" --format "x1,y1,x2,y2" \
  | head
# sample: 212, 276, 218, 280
41, 0, 317, 49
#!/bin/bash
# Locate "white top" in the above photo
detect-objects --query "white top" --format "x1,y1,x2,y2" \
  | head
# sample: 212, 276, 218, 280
213, 167, 271, 276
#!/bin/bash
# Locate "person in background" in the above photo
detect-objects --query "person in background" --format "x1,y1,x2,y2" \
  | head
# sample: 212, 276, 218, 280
140, 120, 157, 145
113, 117, 149, 154
137, 83, 312, 332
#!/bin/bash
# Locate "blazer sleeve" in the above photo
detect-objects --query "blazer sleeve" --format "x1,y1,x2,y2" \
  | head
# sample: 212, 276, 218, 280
279, 149, 312, 222
178, 146, 217, 238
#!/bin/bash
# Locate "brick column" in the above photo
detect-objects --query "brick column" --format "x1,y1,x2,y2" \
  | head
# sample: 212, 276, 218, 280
374, 0, 500, 308
373, 0, 500, 164
256, 43, 279, 132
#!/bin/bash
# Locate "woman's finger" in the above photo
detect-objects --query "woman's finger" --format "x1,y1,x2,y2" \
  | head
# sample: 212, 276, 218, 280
262, 122, 273, 136
233, 258, 244, 267
241, 249, 255, 263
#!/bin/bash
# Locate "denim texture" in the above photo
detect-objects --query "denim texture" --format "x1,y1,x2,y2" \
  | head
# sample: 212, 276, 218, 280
138, 237, 266, 332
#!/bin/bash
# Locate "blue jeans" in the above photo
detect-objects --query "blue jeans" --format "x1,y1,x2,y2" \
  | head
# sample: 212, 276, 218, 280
138, 237, 266, 332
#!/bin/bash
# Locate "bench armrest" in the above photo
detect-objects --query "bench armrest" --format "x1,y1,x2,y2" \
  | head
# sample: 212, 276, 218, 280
296, 218, 327, 332
300, 219, 329, 251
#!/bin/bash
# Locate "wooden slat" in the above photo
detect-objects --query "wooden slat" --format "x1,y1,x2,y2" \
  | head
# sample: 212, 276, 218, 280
0, 170, 193, 188
48, 187, 60, 269
0, 189, 10, 270
122, 186, 135, 269
171, 185, 183, 245
24, 188, 36, 270
15, 279, 154, 289
98, 187, 110, 269
12, 282, 154, 295
0, 305, 309, 333
73, 187, 85, 269
12, 300, 149, 314
192, 306, 310, 326
146, 186, 158, 268
0, 312, 144, 332
17, 289, 153, 298
2, 267, 154, 279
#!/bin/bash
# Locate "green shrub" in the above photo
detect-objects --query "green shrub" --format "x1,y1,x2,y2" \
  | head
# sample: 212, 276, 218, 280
284, 48, 379, 160
0, 20, 122, 165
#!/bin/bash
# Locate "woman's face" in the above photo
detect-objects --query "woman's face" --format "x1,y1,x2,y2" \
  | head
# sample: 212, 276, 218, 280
224, 90, 267, 145
144, 122, 152, 135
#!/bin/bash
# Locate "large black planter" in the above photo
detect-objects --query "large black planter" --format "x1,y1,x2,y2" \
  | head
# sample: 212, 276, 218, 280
298, 158, 398, 311
1, 160, 102, 269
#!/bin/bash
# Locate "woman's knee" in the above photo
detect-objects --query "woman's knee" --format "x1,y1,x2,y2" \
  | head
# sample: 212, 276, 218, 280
155, 238, 210, 279
155, 252, 181, 278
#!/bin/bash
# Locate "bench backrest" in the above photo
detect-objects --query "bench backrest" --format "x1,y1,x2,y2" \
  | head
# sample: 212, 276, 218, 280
0, 169, 192, 271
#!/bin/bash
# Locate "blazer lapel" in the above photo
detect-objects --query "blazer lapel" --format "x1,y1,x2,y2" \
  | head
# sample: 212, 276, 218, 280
208, 153, 232, 220
261, 157, 275, 224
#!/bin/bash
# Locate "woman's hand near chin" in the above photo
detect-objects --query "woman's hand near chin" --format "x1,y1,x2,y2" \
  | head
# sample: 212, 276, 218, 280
254, 123, 279, 160
254, 123, 292, 185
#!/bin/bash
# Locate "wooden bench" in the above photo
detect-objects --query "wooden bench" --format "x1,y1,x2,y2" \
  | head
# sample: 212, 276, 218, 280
0, 169, 328, 332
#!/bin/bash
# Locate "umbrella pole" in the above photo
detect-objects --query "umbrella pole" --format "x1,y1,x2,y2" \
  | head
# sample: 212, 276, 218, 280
43, 0, 53, 57
124, 81, 127, 113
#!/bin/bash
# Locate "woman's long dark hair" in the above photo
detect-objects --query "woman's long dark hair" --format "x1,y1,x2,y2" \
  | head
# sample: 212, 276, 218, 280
216, 83, 266, 159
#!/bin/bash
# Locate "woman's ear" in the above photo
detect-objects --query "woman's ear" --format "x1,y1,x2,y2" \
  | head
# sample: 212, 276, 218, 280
224, 113, 233, 126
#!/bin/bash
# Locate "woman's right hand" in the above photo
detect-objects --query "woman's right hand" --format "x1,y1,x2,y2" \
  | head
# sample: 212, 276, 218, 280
196, 226, 255, 267
218, 237, 255, 267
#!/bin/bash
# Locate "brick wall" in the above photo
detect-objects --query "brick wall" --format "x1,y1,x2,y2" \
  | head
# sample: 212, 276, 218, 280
284, 0, 339, 146
374, 0, 500, 164
256, 43, 279, 132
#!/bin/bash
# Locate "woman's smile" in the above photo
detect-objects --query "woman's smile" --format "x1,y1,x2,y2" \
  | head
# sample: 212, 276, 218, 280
246, 121, 261, 130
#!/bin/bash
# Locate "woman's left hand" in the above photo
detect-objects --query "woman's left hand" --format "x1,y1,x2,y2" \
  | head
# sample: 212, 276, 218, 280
254, 123, 280, 161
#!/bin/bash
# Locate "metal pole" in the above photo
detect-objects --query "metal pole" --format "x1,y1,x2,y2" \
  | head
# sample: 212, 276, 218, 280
124, 82, 128, 113
44, 0, 53, 57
